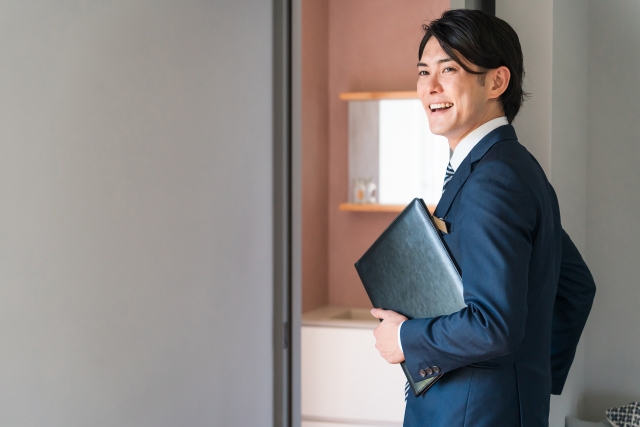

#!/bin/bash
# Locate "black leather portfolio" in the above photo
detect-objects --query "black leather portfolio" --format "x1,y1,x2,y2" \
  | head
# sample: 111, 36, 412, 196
354, 198, 466, 396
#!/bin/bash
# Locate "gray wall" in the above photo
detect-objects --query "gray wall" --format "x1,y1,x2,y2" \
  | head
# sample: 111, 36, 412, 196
496, 0, 553, 176
0, 1, 274, 426
549, 0, 589, 424
583, 0, 640, 420
500, 0, 640, 422
496, 1, 589, 425
445, 1, 640, 424
495, 0, 640, 422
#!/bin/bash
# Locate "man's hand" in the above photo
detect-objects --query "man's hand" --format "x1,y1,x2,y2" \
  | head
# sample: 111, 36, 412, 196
371, 308, 408, 364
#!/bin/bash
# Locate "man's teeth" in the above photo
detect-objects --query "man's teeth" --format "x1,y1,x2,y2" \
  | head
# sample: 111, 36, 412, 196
429, 103, 454, 110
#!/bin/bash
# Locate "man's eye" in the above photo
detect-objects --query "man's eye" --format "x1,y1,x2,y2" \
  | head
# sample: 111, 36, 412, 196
418, 70, 428, 76
443, 67, 455, 73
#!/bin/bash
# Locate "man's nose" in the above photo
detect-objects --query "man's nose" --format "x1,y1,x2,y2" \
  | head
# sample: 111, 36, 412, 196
425, 74, 442, 94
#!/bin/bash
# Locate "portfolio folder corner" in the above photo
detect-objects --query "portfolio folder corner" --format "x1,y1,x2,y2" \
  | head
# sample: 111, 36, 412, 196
354, 198, 465, 396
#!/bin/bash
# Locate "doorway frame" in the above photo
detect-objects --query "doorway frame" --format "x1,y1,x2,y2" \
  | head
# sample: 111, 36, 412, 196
272, 0, 302, 426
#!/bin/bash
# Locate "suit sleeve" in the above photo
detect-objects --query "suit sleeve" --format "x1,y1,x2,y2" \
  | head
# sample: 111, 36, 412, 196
550, 229, 596, 394
400, 160, 536, 380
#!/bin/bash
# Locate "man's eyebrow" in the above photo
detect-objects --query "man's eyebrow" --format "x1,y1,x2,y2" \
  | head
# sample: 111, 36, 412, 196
417, 58, 453, 67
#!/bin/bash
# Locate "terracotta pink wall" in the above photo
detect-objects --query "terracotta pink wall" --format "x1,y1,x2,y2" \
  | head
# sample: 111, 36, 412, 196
301, 0, 330, 313
327, 0, 448, 308
301, 0, 448, 312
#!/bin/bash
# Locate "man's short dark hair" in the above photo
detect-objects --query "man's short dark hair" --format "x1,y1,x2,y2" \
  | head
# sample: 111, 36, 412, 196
419, 9, 527, 123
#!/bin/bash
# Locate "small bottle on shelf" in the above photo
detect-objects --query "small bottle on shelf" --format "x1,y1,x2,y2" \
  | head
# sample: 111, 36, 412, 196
353, 178, 366, 204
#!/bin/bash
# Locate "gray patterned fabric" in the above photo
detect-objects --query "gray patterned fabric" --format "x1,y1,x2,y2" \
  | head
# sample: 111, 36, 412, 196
606, 402, 640, 427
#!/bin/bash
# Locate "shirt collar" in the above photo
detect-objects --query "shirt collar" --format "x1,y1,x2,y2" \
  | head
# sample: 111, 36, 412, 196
448, 116, 509, 171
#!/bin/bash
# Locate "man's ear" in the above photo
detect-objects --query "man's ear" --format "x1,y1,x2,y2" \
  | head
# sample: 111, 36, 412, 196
488, 66, 510, 99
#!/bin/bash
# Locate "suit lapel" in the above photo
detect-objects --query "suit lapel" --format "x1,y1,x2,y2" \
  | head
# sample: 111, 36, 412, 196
434, 124, 518, 219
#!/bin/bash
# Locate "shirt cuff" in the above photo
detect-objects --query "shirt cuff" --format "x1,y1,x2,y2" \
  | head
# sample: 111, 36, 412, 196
398, 320, 405, 354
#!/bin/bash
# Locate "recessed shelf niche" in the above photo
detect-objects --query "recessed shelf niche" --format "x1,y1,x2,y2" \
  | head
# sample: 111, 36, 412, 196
342, 91, 449, 209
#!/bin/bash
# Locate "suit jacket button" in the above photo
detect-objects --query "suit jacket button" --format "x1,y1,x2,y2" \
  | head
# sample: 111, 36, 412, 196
419, 369, 426, 377
433, 366, 440, 374
426, 367, 433, 375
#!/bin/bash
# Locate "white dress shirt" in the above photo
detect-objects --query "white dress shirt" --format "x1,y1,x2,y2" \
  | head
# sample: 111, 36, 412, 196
397, 116, 509, 353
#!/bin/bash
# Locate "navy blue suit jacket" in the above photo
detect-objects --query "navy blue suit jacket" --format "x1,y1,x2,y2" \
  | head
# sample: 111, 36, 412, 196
401, 125, 595, 427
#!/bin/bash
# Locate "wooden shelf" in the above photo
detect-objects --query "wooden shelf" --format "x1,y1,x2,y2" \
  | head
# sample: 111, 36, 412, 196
339, 203, 435, 214
339, 91, 418, 101
339, 203, 404, 213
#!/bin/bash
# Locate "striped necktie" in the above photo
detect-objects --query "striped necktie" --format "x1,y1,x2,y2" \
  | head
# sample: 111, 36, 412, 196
442, 162, 455, 193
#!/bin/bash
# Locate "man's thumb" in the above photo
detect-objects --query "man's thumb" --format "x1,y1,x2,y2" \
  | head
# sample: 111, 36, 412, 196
370, 308, 387, 319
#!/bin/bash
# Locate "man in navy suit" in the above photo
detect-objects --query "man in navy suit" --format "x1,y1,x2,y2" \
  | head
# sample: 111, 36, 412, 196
370, 10, 595, 427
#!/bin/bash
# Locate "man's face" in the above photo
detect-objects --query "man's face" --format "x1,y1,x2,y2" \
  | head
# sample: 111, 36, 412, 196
417, 37, 495, 147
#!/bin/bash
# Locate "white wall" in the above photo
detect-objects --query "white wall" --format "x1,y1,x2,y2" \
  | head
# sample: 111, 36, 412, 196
582, 0, 640, 420
0, 1, 275, 426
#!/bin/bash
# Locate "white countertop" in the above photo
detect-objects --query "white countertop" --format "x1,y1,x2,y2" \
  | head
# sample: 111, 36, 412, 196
301, 305, 380, 329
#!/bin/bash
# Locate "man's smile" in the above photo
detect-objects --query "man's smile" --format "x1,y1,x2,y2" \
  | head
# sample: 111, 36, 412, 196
429, 102, 454, 113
